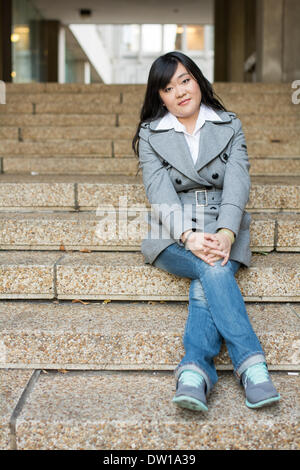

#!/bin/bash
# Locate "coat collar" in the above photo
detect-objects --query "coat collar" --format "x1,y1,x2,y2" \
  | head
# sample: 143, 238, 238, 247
148, 109, 234, 184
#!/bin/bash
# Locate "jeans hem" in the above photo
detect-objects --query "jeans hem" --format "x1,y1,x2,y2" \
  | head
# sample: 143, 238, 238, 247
234, 353, 266, 381
174, 362, 214, 394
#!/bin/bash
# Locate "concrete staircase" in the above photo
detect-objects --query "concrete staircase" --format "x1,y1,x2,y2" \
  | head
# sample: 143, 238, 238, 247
0, 83, 299, 450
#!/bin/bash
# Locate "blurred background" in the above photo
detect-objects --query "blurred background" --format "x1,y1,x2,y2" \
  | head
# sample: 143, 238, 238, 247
0, 0, 299, 84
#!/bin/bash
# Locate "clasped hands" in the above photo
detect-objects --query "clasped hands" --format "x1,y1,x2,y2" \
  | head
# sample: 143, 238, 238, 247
181, 230, 233, 266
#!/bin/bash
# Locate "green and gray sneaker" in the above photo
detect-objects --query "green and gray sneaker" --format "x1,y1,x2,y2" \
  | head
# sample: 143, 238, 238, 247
172, 370, 208, 412
241, 362, 281, 409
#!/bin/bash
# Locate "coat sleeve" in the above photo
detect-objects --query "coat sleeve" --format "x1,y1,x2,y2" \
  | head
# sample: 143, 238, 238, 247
215, 117, 251, 238
138, 126, 195, 244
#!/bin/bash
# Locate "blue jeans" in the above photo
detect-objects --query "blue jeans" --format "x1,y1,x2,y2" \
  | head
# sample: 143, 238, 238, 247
153, 242, 265, 394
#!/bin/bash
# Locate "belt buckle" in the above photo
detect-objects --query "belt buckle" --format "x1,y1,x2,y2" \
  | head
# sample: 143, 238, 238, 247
195, 190, 208, 207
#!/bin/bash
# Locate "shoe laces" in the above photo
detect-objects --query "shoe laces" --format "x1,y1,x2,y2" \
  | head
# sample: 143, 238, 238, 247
179, 370, 204, 388
243, 362, 269, 385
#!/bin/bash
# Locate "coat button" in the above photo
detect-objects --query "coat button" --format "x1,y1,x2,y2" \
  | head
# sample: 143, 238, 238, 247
162, 160, 168, 166
223, 153, 228, 160
192, 217, 197, 222
212, 173, 219, 179
175, 178, 182, 184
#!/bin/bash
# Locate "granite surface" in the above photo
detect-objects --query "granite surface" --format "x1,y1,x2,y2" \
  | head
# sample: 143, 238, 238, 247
15, 370, 299, 450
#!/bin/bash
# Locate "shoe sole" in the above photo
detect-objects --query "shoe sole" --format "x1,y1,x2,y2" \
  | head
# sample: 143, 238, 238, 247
172, 395, 208, 412
245, 394, 281, 409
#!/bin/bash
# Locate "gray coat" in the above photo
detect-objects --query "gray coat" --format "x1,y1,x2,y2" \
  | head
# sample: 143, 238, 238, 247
138, 108, 252, 268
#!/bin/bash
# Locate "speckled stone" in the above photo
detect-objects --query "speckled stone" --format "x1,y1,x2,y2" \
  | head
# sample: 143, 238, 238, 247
0, 301, 298, 370
0, 251, 62, 299
5, 82, 290, 95
0, 175, 299, 210
7, 93, 121, 104
76, 179, 300, 211
276, 213, 300, 250
0, 211, 294, 252
0, 103, 33, 114
2, 157, 138, 176
244, 127, 300, 141
250, 158, 300, 176
0, 369, 33, 449
248, 183, 300, 210
0, 180, 75, 210
122, 91, 298, 107
0, 127, 18, 140
0, 114, 116, 127
53, 251, 300, 301
35, 103, 121, 115
120, 113, 300, 128
15, 370, 299, 450
249, 142, 300, 157
0, 140, 112, 156
111, 139, 300, 159
21, 126, 135, 141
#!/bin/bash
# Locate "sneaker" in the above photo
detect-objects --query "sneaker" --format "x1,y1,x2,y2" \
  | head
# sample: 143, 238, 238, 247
172, 370, 208, 411
241, 362, 281, 409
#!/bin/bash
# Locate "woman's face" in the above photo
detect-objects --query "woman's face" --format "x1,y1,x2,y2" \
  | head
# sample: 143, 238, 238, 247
158, 61, 202, 120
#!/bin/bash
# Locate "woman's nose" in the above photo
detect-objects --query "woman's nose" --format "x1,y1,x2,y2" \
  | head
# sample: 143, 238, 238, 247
176, 88, 186, 98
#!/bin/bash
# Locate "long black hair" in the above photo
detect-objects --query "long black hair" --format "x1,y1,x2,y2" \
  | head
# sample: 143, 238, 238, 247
132, 51, 228, 158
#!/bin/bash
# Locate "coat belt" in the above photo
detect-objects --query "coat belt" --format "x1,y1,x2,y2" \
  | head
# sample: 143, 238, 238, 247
179, 188, 223, 206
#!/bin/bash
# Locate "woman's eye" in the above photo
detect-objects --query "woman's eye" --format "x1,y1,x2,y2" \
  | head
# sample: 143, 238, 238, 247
182, 78, 190, 84
164, 87, 172, 93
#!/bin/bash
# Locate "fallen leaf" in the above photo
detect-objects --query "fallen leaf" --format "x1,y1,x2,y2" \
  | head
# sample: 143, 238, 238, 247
80, 248, 92, 252
71, 299, 90, 305
58, 369, 68, 374
59, 244, 65, 251
103, 299, 111, 304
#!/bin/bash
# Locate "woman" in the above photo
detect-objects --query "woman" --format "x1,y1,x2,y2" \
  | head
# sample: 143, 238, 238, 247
132, 51, 280, 412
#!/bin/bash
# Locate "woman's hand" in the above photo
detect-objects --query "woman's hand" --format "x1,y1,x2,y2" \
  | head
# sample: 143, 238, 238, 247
182, 230, 232, 266
202, 231, 232, 266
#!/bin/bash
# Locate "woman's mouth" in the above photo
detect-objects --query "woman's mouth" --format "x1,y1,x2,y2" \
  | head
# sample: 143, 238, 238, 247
178, 98, 191, 106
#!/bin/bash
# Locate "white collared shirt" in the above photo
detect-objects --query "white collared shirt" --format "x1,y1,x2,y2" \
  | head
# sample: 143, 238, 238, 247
155, 103, 223, 165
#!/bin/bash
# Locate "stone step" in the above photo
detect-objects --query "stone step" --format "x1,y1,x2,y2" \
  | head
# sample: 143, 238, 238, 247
1, 113, 300, 129
1, 156, 299, 177
0, 301, 299, 370
0, 114, 117, 127
1, 125, 299, 143
0, 174, 299, 211
119, 113, 300, 127
122, 92, 297, 107
0, 211, 298, 252
5, 81, 292, 94
5, 92, 294, 107
0, 251, 299, 301
0, 101, 299, 116
2, 369, 298, 450
0, 139, 299, 158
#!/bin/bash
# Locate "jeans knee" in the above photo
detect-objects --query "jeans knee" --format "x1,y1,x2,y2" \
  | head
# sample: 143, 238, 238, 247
189, 279, 208, 305
204, 259, 234, 277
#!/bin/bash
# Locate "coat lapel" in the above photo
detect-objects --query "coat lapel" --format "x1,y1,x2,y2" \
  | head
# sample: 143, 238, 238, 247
194, 120, 234, 172
148, 109, 234, 182
148, 128, 205, 185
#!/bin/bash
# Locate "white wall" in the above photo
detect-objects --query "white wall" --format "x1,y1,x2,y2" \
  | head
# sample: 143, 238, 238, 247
69, 24, 112, 83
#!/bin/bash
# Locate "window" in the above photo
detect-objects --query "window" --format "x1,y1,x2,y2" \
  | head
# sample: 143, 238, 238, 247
187, 25, 204, 51
141, 25, 162, 53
